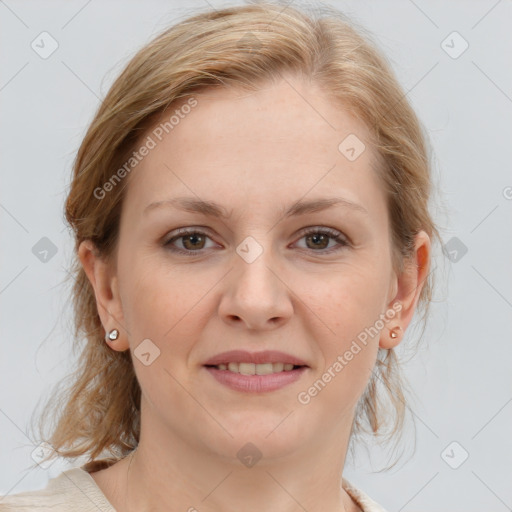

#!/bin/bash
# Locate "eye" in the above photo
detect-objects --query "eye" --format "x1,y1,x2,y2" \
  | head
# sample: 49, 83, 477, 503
293, 227, 349, 254
163, 228, 218, 256
163, 226, 350, 257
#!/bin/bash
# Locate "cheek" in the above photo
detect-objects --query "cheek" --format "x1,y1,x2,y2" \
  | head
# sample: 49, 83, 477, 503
296, 262, 388, 391
299, 279, 382, 414
119, 258, 216, 354
302, 262, 389, 335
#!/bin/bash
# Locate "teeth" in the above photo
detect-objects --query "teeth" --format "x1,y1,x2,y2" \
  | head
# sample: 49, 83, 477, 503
240, 362, 257, 375
215, 362, 297, 374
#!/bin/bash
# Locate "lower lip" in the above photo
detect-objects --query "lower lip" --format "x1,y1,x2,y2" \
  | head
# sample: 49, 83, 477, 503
204, 366, 308, 393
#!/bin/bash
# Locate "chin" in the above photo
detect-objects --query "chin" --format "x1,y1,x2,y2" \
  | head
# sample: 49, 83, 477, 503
211, 420, 312, 457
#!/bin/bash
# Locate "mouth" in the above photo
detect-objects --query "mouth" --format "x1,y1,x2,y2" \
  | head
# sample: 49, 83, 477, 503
204, 362, 306, 375
202, 350, 310, 392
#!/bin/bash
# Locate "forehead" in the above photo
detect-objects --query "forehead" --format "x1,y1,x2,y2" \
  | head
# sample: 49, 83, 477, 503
121, 77, 385, 221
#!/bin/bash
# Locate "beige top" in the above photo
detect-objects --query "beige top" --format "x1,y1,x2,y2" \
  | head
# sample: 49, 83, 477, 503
0, 460, 388, 512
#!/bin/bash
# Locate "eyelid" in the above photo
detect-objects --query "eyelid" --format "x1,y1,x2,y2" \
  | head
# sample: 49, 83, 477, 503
162, 226, 219, 247
293, 226, 350, 252
164, 225, 347, 242
296, 225, 348, 242
163, 225, 350, 255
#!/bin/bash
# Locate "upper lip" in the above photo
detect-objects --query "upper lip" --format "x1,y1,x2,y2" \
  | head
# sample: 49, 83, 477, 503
203, 350, 309, 367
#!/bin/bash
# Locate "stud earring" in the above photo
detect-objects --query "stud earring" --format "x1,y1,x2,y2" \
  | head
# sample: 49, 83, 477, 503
389, 326, 402, 339
105, 329, 119, 343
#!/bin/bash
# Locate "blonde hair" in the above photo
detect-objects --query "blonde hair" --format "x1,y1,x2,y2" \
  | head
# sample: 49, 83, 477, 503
31, 1, 440, 470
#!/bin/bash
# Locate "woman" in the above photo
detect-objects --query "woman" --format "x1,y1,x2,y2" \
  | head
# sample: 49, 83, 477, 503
1, 2, 438, 511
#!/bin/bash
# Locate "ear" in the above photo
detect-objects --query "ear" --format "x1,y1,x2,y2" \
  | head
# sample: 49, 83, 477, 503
380, 230, 431, 349
78, 240, 130, 352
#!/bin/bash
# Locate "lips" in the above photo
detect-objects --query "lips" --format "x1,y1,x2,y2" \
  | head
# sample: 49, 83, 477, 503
202, 349, 309, 367
203, 350, 309, 393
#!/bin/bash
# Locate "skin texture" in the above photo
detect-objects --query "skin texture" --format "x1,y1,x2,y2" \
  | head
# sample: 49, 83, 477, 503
79, 75, 430, 512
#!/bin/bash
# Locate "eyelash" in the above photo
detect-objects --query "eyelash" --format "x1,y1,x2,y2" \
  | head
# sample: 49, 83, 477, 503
163, 227, 349, 257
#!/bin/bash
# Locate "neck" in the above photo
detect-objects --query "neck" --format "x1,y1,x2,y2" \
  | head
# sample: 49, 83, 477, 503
117, 404, 361, 512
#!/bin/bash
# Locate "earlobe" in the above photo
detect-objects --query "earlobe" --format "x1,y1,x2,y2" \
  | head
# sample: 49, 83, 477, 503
78, 240, 130, 352
379, 230, 431, 350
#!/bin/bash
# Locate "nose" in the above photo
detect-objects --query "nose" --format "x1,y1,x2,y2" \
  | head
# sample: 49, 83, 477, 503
218, 244, 294, 331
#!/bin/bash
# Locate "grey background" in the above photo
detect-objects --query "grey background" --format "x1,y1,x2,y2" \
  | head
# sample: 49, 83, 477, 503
1, 1, 511, 510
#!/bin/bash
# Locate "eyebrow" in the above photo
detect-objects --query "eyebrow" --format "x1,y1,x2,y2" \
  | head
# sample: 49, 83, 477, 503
143, 196, 368, 218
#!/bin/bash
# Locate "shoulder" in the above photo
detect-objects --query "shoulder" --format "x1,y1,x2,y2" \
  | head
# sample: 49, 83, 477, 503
0, 466, 115, 512
342, 477, 390, 512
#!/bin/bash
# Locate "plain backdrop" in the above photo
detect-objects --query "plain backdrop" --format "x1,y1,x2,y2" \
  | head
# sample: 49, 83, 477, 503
1, 1, 511, 510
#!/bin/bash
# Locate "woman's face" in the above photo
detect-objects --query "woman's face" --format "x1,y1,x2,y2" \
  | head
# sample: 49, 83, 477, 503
84, 76, 428, 463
